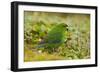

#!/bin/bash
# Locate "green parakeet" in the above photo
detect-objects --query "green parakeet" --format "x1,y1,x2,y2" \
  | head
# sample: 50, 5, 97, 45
37, 23, 68, 53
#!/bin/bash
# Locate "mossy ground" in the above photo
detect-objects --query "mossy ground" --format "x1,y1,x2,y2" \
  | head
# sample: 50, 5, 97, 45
24, 11, 90, 62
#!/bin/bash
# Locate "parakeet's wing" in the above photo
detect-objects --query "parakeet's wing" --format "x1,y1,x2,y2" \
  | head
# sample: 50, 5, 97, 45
37, 24, 68, 49
45, 24, 67, 44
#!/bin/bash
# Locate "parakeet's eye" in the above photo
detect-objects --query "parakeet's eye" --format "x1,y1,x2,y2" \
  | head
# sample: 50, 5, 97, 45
65, 24, 68, 27
63, 24, 68, 27
64, 24, 69, 30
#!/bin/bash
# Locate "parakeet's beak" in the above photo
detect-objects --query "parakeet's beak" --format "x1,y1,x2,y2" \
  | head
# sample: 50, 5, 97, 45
66, 27, 69, 31
61, 23, 69, 31
64, 24, 69, 31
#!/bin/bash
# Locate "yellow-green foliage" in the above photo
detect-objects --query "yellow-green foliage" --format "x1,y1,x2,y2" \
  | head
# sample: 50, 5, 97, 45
24, 11, 90, 62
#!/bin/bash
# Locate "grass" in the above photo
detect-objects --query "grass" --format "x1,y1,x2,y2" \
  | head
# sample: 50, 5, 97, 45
24, 11, 90, 62
24, 48, 65, 62
24, 44, 90, 62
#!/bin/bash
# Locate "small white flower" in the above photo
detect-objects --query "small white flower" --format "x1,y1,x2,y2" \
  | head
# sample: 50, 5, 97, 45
38, 50, 42, 54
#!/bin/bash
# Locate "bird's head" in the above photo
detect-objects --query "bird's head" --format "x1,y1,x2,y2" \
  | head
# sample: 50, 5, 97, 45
60, 23, 69, 31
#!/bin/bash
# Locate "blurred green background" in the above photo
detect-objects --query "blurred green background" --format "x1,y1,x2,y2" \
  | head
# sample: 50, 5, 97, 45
24, 11, 90, 62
